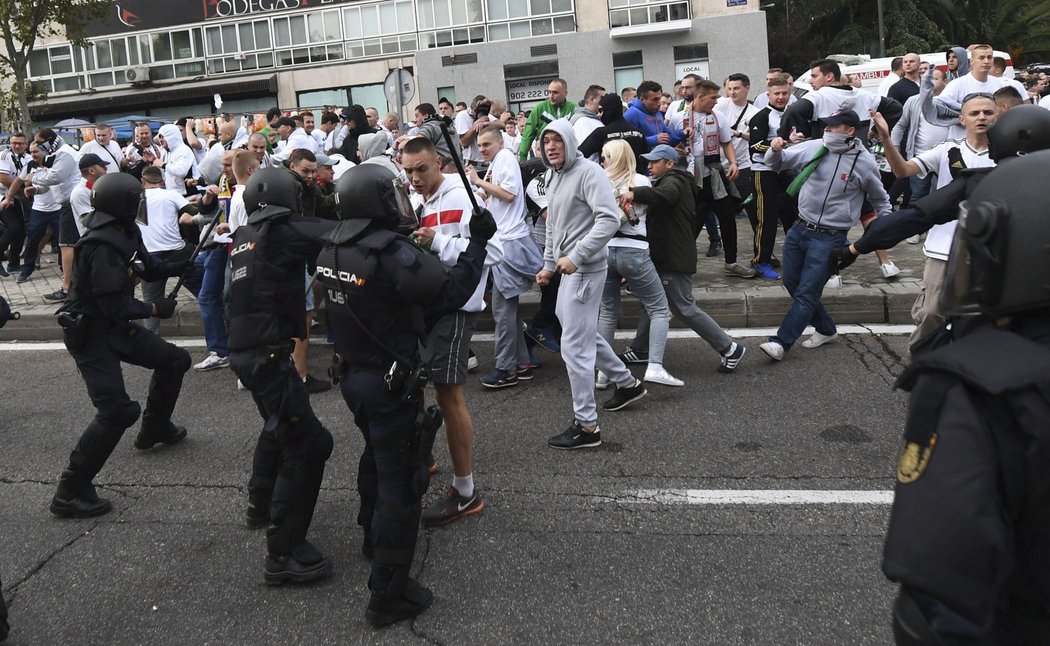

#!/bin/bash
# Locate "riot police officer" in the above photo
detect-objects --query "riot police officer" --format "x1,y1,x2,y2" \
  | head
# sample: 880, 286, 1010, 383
226, 166, 336, 585
50, 172, 191, 518
882, 150, 1050, 644
315, 163, 495, 626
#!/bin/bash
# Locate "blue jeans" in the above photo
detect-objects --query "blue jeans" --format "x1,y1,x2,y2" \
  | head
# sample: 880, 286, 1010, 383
184, 247, 229, 356
909, 175, 934, 201
772, 224, 847, 349
21, 208, 61, 276
598, 246, 671, 365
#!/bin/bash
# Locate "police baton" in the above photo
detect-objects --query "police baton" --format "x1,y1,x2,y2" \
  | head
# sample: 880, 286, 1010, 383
437, 121, 484, 216
166, 208, 223, 299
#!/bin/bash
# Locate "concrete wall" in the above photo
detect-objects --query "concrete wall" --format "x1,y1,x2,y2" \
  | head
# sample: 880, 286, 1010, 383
414, 10, 769, 105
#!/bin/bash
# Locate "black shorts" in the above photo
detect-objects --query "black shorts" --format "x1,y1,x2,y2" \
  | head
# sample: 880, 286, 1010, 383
422, 310, 475, 385
58, 203, 81, 246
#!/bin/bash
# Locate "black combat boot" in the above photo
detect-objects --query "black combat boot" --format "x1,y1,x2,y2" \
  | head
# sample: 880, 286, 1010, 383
366, 576, 434, 627
134, 416, 187, 450
263, 539, 332, 586
49, 469, 112, 518
245, 491, 271, 530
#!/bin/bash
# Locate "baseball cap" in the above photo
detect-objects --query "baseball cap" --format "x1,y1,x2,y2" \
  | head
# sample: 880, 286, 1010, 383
78, 153, 107, 170
641, 144, 679, 163
818, 110, 861, 129
315, 153, 334, 167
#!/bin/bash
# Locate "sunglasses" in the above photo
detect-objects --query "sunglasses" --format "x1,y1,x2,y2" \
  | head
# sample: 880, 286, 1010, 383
962, 92, 994, 103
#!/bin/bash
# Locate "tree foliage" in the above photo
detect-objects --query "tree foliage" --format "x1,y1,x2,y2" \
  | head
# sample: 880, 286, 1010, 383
766, 0, 1050, 77
0, 0, 110, 133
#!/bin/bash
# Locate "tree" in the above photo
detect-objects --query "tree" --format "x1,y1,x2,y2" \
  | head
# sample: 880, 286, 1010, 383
0, 0, 111, 134
921, 0, 1050, 65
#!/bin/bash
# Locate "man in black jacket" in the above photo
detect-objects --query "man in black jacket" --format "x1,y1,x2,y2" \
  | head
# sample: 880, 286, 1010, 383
579, 93, 649, 173
50, 173, 191, 519
617, 145, 746, 373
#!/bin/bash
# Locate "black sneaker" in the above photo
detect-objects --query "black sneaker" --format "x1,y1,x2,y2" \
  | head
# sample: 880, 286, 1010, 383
705, 241, 723, 257
603, 378, 647, 411
618, 348, 649, 364
718, 343, 746, 373
366, 577, 434, 627
548, 419, 602, 449
304, 374, 331, 393
421, 486, 484, 527
264, 541, 332, 586
43, 289, 68, 301
480, 368, 518, 389
15, 272, 30, 284
134, 424, 187, 450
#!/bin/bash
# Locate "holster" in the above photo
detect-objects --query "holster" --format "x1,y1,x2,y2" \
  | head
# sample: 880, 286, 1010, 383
57, 311, 87, 353
413, 405, 442, 467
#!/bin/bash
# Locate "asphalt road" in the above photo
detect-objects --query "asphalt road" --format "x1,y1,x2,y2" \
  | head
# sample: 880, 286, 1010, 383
0, 331, 911, 645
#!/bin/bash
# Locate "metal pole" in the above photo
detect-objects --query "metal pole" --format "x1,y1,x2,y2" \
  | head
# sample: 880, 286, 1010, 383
877, 0, 886, 57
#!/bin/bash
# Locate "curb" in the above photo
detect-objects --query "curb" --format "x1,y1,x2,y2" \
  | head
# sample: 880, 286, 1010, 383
1, 283, 921, 342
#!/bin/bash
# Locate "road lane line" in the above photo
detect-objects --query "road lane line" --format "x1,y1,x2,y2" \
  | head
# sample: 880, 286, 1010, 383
0, 325, 917, 351
624, 489, 894, 505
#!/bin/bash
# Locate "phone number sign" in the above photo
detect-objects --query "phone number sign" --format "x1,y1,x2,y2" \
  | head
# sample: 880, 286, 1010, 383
507, 78, 553, 103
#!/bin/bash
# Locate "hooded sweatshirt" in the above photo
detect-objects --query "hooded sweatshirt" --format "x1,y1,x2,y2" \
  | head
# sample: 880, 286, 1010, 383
764, 138, 890, 230
630, 168, 700, 274
578, 94, 649, 173
539, 120, 621, 274
421, 174, 504, 312
30, 141, 79, 204
338, 105, 376, 163
159, 124, 196, 194
946, 46, 970, 81
358, 132, 400, 176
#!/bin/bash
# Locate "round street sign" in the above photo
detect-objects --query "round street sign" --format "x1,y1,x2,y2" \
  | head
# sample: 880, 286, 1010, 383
384, 68, 415, 107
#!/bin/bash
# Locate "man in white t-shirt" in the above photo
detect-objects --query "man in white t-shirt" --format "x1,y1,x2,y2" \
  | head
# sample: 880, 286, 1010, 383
871, 92, 997, 346
455, 96, 498, 167
936, 45, 1004, 137
715, 73, 762, 250
15, 143, 64, 285
753, 69, 799, 110
990, 56, 1028, 102
138, 166, 197, 334
465, 125, 541, 388
78, 125, 123, 174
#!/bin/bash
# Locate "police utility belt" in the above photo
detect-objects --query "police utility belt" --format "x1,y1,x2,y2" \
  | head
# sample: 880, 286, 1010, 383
798, 218, 849, 235
329, 353, 429, 405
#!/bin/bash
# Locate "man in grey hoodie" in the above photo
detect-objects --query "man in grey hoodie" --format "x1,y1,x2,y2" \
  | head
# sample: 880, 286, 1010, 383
758, 110, 891, 361
536, 120, 646, 450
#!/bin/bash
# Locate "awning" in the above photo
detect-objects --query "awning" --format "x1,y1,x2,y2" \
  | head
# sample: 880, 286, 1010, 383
31, 73, 279, 120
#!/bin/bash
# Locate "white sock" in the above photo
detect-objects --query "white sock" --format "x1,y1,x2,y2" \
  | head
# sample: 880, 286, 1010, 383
723, 342, 738, 358
453, 474, 474, 498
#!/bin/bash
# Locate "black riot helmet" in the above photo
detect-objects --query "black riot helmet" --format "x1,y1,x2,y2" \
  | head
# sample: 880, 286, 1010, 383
987, 104, 1050, 162
941, 149, 1050, 317
87, 172, 144, 228
332, 163, 417, 238
243, 166, 303, 223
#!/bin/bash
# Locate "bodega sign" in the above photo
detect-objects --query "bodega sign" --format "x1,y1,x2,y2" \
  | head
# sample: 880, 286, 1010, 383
85, 0, 353, 36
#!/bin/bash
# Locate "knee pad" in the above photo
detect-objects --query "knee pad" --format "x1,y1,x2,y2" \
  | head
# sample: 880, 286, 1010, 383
101, 400, 142, 429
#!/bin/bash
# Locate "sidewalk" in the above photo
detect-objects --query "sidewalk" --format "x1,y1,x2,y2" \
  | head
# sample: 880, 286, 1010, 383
0, 219, 926, 341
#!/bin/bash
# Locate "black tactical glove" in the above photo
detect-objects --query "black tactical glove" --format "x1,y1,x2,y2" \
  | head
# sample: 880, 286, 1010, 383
468, 207, 497, 246
829, 245, 858, 273
154, 297, 177, 319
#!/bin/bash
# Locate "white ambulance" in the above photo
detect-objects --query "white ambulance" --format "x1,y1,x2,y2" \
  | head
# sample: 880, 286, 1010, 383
792, 50, 1015, 96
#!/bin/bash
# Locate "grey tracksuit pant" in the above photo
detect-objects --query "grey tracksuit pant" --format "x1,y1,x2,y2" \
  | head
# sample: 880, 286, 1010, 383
555, 269, 634, 426
491, 287, 529, 372
633, 271, 733, 356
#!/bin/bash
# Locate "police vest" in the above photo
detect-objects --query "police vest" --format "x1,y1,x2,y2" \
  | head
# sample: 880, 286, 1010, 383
316, 229, 427, 371
227, 218, 308, 351
66, 224, 143, 318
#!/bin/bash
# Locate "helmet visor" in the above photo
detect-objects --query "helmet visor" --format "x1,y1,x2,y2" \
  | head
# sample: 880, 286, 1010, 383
389, 178, 419, 234
940, 200, 1009, 316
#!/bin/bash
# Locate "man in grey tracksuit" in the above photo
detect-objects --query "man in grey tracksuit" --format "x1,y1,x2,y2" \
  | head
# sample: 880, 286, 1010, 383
536, 120, 646, 450
758, 110, 892, 361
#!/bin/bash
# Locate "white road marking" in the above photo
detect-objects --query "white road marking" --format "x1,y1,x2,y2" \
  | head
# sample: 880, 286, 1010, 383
625, 489, 895, 505
0, 324, 916, 351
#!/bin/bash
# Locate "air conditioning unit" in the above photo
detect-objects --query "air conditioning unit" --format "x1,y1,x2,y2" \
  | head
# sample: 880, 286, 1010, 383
125, 65, 151, 84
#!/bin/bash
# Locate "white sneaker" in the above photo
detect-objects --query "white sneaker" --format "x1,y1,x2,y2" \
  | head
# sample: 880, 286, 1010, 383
644, 364, 684, 387
801, 332, 838, 349
759, 341, 785, 361
595, 371, 610, 390
880, 262, 901, 279
724, 262, 757, 278
193, 351, 230, 371
905, 234, 922, 244
825, 275, 843, 289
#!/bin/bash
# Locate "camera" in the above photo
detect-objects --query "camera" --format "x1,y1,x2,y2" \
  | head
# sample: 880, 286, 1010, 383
475, 101, 491, 118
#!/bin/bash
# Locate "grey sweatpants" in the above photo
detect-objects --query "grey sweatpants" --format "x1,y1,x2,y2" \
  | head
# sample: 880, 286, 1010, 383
491, 287, 529, 372
556, 269, 634, 427
633, 271, 733, 356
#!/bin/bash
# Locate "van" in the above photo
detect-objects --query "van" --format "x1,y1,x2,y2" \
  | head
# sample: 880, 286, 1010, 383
791, 50, 1015, 97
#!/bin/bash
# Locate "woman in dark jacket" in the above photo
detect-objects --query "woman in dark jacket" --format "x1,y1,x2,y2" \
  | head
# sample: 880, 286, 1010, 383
339, 104, 377, 163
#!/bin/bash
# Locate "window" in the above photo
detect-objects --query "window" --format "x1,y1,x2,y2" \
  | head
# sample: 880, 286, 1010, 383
609, 0, 688, 28
417, 0, 485, 46
349, 83, 388, 113
486, 0, 574, 42
343, 0, 418, 58
437, 86, 456, 103
206, 20, 275, 74
298, 88, 350, 108
24, 45, 82, 93
614, 67, 643, 94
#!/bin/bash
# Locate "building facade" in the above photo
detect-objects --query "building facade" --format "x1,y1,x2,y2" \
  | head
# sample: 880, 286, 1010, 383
25, 0, 766, 124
